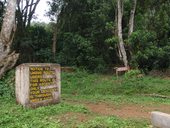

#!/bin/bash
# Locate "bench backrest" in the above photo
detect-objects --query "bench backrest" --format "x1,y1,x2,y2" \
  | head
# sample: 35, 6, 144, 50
115, 67, 130, 72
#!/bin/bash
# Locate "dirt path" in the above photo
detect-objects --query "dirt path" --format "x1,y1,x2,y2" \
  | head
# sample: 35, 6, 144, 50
85, 102, 170, 119
66, 100, 170, 119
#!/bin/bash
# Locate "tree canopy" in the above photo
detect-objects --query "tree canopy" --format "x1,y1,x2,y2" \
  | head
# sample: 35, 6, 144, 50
0, 0, 170, 75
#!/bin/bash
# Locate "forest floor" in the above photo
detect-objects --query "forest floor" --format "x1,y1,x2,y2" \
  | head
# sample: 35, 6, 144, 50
1, 70, 170, 127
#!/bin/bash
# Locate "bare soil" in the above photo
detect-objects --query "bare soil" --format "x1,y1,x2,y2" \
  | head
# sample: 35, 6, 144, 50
66, 100, 170, 120
85, 102, 170, 119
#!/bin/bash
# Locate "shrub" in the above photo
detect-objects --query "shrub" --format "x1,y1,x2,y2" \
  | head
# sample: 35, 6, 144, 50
124, 69, 142, 79
57, 33, 108, 72
0, 70, 15, 97
128, 30, 170, 71
121, 70, 146, 94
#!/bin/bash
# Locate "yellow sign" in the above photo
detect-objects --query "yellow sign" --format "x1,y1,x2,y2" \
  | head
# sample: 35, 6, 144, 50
29, 66, 58, 103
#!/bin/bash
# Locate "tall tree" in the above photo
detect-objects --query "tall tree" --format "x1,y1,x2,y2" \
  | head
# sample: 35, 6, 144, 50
0, 0, 19, 78
128, 0, 137, 37
47, 0, 63, 61
16, 0, 40, 36
117, 0, 128, 67
52, 23, 57, 61
116, 0, 137, 67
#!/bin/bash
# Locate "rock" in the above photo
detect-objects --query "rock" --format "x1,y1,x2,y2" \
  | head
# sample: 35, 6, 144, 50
151, 111, 170, 128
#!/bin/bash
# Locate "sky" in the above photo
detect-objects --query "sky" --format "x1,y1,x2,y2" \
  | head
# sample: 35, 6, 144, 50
34, 0, 52, 23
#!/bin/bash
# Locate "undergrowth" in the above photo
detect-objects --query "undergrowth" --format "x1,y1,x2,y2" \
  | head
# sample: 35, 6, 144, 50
0, 70, 15, 97
62, 69, 170, 96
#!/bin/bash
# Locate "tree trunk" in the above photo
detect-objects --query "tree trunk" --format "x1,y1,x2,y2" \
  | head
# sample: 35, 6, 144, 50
27, 0, 40, 27
0, 0, 19, 79
52, 24, 57, 61
114, 6, 123, 61
16, 0, 40, 29
128, 0, 137, 37
117, 0, 128, 67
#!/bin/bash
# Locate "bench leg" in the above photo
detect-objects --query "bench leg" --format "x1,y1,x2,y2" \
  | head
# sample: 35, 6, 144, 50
116, 71, 118, 78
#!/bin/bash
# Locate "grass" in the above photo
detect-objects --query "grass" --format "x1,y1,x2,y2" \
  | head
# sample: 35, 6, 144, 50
0, 98, 88, 128
0, 69, 170, 127
62, 69, 170, 96
0, 96, 150, 128
62, 94, 170, 106
0, 98, 149, 128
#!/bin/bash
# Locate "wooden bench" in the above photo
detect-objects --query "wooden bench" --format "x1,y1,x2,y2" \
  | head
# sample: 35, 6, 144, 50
61, 67, 75, 73
114, 66, 130, 77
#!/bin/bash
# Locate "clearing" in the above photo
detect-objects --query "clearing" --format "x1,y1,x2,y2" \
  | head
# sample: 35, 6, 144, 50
0, 70, 170, 127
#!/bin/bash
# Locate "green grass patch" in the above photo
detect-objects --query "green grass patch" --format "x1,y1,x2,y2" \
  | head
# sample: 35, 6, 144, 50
62, 70, 170, 96
0, 97, 150, 128
63, 94, 170, 106
77, 116, 148, 128
0, 98, 89, 128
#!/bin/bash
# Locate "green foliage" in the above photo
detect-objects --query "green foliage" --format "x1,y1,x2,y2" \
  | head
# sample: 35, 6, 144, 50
57, 33, 108, 72
78, 116, 148, 128
1, 69, 170, 99
1, 67, 169, 101
129, 30, 170, 71
52, 0, 114, 72
0, 98, 89, 128
0, 70, 15, 97
11, 0, 170, 72
57, 33, 93, 66
128, 30, 157, 51
62, 70, 170, 96
121, 70, 145, 95
0, 96, 150, 128
1, 0, 165, 73
13, 23, 53, 63
124, 69, 142, 79
105, 37, 118, 46
35, 48, 53, 62
128, 0, 170, 70
49, 0, 170, 71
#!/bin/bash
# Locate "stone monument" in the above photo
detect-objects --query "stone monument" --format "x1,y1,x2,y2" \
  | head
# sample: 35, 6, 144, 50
15, 63, 61, 108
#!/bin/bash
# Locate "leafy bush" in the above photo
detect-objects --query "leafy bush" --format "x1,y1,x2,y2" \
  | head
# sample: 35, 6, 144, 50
35, 48, 53, 63
129, 30, 170, 71
57, 33, 108, 72
13, 23, 53, 64
121, 70, 146, 94
0, 70, 15, 97
124, 69, 142, 79
57, 33, 93, 65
